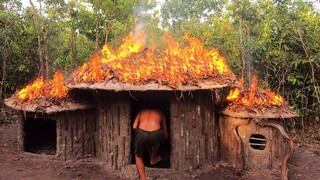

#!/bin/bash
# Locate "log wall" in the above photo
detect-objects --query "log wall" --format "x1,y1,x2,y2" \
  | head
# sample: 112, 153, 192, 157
95, 91, 131, 170
170, 90, 219, 170
57, 109, 97, 160
19, 110, 97, 160
219, 115, 288, 170
93, 90, 220, 171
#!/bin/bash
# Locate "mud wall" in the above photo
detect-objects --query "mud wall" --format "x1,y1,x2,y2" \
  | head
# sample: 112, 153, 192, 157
219, 115, 288, 170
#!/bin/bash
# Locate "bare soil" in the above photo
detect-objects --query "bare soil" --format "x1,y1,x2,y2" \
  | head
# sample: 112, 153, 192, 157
0, 120, 319, 180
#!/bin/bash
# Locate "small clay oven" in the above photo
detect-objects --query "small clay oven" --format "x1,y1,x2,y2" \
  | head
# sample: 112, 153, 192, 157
219, 97, 297, 179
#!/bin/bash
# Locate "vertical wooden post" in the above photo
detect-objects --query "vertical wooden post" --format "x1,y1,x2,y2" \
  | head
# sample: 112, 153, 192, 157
17, 113, 24, 152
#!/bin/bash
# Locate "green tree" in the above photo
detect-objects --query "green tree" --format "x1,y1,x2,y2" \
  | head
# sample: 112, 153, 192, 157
1, 0, 39, 101
161, 0, 227, 37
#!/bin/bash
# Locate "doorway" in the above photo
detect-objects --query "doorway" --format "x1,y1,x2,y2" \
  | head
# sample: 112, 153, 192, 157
131, 98, 171, 168
24, 118, 56, 155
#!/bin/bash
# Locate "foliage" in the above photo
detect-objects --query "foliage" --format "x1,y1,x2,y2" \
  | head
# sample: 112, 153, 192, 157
0, 0, 319, 127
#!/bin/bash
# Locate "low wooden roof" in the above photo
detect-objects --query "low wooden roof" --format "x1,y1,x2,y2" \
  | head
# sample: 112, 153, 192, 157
4, 97, 94, 115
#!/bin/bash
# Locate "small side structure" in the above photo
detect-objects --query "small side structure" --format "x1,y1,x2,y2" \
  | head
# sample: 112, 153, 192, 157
4, 90, 96, 160
219, 105, 296, 179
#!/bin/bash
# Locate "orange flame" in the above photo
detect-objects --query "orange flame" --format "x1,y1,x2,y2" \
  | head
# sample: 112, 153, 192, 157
71, 32, 232, 85
226, 76, 285, 107
17, 78, 45, 101
48, 72, 68, 98
17, 72, 68, 101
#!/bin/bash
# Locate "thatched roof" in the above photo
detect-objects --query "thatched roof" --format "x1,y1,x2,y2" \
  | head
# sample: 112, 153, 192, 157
68, 78, 236, 91
4, 97, 94, 114
220, 104, 297, 119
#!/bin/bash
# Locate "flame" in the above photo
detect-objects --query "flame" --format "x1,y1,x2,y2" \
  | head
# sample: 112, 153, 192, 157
226, 76, 285, 107
16, 72, 68, 101
17, 78, 45, 101
48, 72, 68, 98
71, 32, 232, 85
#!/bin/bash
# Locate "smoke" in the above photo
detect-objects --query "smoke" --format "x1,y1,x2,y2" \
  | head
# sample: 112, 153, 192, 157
133, 1, 147, 44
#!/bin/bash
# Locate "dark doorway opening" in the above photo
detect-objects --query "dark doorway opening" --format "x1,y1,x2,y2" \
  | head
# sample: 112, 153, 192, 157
131, 98, 171, 168
24, 118, 56, 155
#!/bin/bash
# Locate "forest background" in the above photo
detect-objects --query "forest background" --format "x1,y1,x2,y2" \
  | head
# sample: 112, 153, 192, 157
0, 0, 319, 139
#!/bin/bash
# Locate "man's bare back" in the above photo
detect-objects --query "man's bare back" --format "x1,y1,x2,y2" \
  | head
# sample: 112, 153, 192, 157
134, 109, 163, 131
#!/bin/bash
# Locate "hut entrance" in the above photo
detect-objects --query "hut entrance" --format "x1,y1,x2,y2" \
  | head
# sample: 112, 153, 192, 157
131, 98, 171, 168
24, 118, 56, 155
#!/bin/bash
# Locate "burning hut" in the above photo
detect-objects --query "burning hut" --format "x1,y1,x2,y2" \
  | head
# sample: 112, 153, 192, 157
4, 32, 296, 179
5, 32, 237, 173
219, 76, 296, 180
66, 32, 237, 171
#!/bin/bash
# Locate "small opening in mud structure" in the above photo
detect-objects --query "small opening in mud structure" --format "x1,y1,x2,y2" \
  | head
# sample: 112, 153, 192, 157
131, 98, 171, 169
249, 134, 267, 150
24, 118, 56, 155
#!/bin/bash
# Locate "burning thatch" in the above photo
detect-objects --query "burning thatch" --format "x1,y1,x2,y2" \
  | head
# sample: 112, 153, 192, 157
221, 76, 297, 118
5, 72, 93, 114
69, 32, 237, 90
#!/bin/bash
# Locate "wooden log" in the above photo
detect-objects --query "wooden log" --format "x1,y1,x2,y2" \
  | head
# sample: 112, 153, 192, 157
18, 114, 24, 151
185, 129, 190, 159
56, 119, 61, 156
115, 145, 118, 170
64, 136, 67, 160
117, 106, 120, 136
71, 127, 74, 152
122, 136, 125, 165
92, 134, 96, 157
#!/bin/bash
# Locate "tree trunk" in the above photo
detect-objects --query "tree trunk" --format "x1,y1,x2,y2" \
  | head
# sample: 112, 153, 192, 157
239, 16, 246, 87
104, 0, 117, 45
95, 15, 100, 50
70, 29, 77, 67
29, 0, 44, 79
104, 27, 109, 45
0, 51, 8, 101
44, 32, 49, 80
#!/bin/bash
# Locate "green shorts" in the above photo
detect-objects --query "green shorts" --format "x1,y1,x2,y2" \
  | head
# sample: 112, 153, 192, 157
134, 129, 164, 156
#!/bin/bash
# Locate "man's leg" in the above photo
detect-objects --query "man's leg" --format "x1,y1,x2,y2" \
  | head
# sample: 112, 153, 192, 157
135, 154, 146, 180
150, 144, 161, 165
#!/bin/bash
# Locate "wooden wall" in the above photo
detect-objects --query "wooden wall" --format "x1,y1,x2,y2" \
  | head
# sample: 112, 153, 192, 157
57, 110, 97, 160
95, 91, 132, 170
19, 110, 97, 160
93, 90, 220, 171
17, 89, 222, 171
170, 90, 219, 170
219, 115, 288, 170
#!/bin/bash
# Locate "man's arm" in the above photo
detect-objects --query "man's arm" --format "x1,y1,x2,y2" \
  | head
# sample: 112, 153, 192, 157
161, 112, 168, 139
133, 111, 140, 130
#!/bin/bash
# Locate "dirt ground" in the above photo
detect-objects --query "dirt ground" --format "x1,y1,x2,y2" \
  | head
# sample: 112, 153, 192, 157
0, 121, 319, 180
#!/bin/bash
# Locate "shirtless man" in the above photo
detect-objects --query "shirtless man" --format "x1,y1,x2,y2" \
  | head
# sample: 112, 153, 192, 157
133, 109, 168, 180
